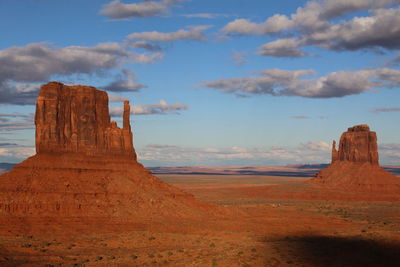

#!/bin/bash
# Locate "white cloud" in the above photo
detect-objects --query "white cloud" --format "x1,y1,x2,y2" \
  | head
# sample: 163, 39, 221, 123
100, 0, 183, 20
222, 14, 293, 35
0, 42, 161, 83
231, 50, 248, 65
223, 0, 400, 34
370, 107, 400, 113
103, 69, 147, 92
201, 68, 400, 98
127, 25, 210, 42
108, 94, 128, 103
304, 7, 400, 51
291, 115, 328, 120
0, 113, 34, 131
182, 13, 229, 19
380, 143, 400, 150
133, 100, 188, 115
0, 42, 163, 105
258, 38, 307, 57
222, 0, 400, 56
291, 116, 311, 119
110, 100, 188, 116
0, 146, 35, 159
129, 41, 163, 51
300, 141, 331, 151
0, 82, 40, 105
379, 143, 400, 164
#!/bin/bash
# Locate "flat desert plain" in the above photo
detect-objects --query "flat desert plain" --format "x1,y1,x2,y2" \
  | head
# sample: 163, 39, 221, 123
1, 165, 400, 267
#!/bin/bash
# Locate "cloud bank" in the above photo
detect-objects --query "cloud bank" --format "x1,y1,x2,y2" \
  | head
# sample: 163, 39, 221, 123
201, 68, 400, 98
137, 142, 332, 165
222, 0, 400, 57
0, 42, 162, 105
0, 113, 34, 131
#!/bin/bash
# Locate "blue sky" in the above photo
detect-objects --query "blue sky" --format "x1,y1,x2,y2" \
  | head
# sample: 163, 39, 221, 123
0, 0, 399, 166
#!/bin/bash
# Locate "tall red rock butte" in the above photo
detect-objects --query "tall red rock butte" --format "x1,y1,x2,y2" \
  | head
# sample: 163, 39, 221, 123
35, 82, 135, 158
312, 124, 400, 191
0, 82, 213, 219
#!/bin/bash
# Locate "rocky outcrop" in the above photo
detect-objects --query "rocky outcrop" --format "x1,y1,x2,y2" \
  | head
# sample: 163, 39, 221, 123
35, 82, 136, 159
312, 124, 400, 190
331, 124, 378, 165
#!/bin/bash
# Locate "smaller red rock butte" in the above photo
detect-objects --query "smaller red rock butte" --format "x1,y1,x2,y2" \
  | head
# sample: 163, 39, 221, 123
331, 124, 379, 165
312, 124, 400, 190
35, 82, 136, 159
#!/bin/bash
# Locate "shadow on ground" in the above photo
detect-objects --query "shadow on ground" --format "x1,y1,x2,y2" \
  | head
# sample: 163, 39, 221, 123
268, 235, 400, 267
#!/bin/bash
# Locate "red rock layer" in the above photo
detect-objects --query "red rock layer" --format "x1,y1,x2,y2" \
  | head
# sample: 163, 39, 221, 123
0, 153, 214, 218
35, 82, 135, 159
312, 161, 400, 191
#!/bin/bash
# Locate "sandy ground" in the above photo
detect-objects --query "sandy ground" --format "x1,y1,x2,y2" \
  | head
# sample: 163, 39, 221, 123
1, 173, 400, 266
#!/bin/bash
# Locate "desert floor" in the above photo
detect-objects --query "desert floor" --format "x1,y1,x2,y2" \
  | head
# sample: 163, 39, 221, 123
1, 172, 400, 266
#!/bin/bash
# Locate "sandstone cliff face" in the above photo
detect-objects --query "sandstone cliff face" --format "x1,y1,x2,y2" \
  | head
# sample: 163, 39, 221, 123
35, 82, 136, 159
331, 124, 378, 165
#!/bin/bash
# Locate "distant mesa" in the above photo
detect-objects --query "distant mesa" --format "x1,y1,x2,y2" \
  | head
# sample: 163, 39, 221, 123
312, 124, 400, 190
0, 82, 213, 219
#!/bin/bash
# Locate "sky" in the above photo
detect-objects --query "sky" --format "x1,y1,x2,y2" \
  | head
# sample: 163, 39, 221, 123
0, 0, 399, 166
